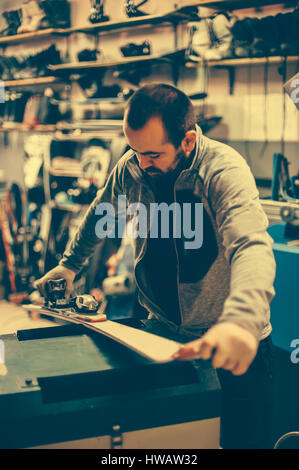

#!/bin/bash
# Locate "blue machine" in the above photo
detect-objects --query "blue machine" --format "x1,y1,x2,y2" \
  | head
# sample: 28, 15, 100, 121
268, 223, 299, 353
267, 222, 299, 448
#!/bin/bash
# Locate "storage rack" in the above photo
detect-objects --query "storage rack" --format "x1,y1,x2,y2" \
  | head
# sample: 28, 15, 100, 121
0, 1, 297, 128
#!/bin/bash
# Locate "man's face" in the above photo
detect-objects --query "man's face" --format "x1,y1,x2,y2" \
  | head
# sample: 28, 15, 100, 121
123, 115, 187, 179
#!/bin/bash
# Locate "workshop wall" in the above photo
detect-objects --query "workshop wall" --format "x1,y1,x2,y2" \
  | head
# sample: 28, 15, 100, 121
0, 0, 298, 186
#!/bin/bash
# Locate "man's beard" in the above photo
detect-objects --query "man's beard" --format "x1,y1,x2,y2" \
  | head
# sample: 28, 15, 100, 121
143, 149, 189, 182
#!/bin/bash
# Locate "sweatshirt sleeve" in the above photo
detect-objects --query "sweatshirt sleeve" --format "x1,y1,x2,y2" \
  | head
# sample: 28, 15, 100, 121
59, 161, 124, 273
208, 158, 276, 340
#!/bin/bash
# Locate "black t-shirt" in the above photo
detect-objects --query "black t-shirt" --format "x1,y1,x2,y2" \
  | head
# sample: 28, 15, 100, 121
141, 156, 218, 326
143, 175, 181, 324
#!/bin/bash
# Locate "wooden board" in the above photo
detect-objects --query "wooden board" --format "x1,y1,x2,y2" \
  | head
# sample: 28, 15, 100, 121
3, 76, 62, 88
48, 48, 186, 75
23, 304, 182, 363
186, 56, 299, 68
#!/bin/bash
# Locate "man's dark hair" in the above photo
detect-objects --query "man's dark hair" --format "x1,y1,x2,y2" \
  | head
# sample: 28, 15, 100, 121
125, 83, 196, 148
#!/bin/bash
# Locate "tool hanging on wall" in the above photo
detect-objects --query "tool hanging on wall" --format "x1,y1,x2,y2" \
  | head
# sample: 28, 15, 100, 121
272, 153, 299, 239
192, 62, 222, 134
272, 153, 298, 203
244, 61, 253, 168
0, 177, 17, 296
89, 0, 109, 24
0, 176, 36, 300
279, 57, 288, 157
6, 183, 31, 296
125, 0, 149, 18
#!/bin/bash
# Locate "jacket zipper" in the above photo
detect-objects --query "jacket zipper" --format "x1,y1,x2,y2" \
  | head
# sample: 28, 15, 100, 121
133, 186, 166, 318
173, 179, 183, 328
134, 259, 166, 318
133, 177, 185, 325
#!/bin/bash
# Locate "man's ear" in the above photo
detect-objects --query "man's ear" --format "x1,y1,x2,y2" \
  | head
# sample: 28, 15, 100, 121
181, 130, 197, 156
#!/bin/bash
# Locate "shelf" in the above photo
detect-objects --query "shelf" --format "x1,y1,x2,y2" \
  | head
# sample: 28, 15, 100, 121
186, 55, 299, 68
261, 199, 299, 211
53, 202, 87, 212
0, 4, 200, 46
191, 0, 291, 10
0, 27, 71, 47
56, 120, 123, 130
186, 54, 299, 93
0, 121, 123, 138
0, 2, 289, 49
2, 76, 63, 88
55, 120, 124, 140
47, 55, 299, 79
0, 123, 56, 132
69, 5, 200, 35
54, 131, 123, 141
0, 120, 123, 137
0, 127, 123, 140
51, 97, 128, 104
49, 48, 186, 75
49, 168, 83, 177
261, 199, 299, 222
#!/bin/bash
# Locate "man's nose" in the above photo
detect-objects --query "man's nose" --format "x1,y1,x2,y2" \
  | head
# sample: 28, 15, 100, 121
138, 155, 152, 170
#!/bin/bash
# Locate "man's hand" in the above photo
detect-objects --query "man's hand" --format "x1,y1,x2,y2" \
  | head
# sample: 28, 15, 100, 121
34, 265, 76, 299
172, 323, 258, 376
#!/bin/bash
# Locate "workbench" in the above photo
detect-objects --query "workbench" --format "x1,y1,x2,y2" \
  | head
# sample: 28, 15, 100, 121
0, 319, 221, 449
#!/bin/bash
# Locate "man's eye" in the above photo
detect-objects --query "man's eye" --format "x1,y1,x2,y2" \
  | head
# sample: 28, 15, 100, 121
150, 154, 160, 159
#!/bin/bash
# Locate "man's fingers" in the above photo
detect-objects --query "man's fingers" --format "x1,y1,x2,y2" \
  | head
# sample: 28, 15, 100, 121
173, 323, 258, 375
173, 339, 216, 361
173, 343, 201, 360
65, 285, 72, 299
34, 278, 72, 300
222, 358, 238, 371
199, 341, 216, 360
33, 280, 44, 297
211, 348, 228, 369
231, 360, 251, 376
212, 350, 249, 372
172, 339, 205, 360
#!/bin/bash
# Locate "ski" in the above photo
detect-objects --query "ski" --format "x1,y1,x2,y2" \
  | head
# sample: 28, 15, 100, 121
22, 303, 182, 363
0, 182, 17, 293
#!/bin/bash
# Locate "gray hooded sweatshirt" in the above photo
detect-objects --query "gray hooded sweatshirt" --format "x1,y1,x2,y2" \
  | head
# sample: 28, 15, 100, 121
60, 126, 276, 341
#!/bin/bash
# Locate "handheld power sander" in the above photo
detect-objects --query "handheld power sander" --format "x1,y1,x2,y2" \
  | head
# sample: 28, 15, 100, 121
44, 278, 100, 314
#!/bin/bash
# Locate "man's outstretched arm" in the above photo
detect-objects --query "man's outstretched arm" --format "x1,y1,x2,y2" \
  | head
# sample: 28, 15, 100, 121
173, 158, 276, 374
35, 163, 124, 297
